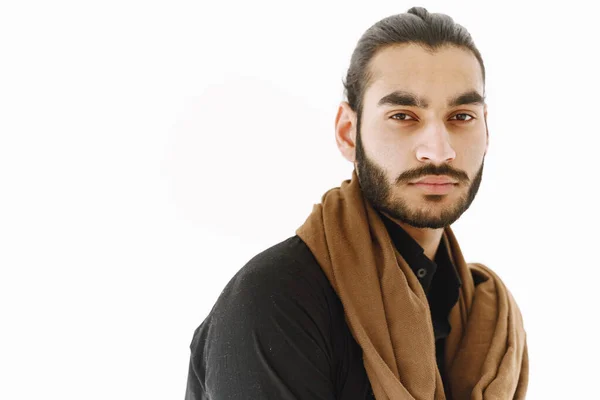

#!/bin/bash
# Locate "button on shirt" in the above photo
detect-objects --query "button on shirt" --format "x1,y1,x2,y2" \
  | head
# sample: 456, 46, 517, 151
185, 215, 463, 399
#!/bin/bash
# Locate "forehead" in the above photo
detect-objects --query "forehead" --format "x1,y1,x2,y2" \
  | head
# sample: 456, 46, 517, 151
364, 43, 484, 106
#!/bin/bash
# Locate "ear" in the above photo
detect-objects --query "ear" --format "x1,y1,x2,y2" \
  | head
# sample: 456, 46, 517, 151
483, 104, 489, 155
335, 102, 358, 163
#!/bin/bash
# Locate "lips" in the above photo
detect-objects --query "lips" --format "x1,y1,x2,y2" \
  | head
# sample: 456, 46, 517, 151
411, 176, 458, 185
410, 182, 456, 195
408, 176, 458, 195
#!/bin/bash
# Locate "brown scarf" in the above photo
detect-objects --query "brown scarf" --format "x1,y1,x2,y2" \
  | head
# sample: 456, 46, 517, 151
296, 170, 528, 399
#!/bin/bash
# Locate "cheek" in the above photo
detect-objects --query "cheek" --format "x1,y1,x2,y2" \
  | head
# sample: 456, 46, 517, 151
371, 140, 412, 176
456, 138, 486, 175
455, 130, 486, 156
368, 120, 414, 154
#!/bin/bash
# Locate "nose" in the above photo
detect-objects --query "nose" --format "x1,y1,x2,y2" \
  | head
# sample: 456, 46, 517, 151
415, 123, 456, 164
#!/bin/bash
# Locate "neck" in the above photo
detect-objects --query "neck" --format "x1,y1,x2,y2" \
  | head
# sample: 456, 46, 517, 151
381, 212, 444, 261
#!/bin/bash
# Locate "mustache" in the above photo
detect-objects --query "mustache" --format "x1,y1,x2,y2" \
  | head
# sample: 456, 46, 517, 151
395, 164, 470, 184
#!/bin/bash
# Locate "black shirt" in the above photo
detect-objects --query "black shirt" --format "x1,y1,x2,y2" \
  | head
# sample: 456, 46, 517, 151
185, 214, 462, 399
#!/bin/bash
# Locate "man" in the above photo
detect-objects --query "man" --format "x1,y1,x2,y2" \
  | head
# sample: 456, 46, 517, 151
185, 7, 528, 400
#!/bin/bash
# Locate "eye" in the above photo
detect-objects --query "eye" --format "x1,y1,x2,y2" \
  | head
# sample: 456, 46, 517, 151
390, 113, 416, 121
451, 113, 475, 122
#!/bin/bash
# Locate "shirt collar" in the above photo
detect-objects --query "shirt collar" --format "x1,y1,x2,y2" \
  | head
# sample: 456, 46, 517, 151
378, 211, 462, 291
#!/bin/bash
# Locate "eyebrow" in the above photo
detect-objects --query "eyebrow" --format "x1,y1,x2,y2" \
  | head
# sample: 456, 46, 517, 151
377, 90, 486, 109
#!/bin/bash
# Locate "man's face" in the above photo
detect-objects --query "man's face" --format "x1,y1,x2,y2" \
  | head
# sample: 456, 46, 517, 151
354, 43, 488, 229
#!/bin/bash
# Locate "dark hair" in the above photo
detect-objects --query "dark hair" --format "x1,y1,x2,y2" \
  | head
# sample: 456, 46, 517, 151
343, 6, 486, 117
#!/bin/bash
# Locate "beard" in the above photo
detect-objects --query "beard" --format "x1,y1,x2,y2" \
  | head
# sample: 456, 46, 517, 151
354, 116, 484, 229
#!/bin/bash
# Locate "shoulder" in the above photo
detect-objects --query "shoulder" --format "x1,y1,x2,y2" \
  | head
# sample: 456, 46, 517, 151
197, 235, 339, 337
192, 234, 341, 368
467, 262, 489, 286
468, 262, 510, 287
188, 236, 344, 399
235, 235, 327, 288
217, 235, 333, 310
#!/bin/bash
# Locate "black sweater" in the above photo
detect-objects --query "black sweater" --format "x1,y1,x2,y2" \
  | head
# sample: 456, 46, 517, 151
185, 214, 462, 399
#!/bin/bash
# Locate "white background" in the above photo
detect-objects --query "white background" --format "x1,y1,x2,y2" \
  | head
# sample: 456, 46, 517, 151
1, 0, 598, 398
